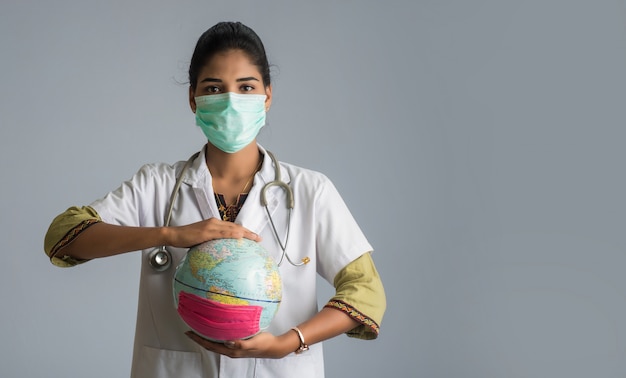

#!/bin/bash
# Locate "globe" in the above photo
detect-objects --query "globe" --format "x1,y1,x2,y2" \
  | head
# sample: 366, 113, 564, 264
173, 238, 282, 342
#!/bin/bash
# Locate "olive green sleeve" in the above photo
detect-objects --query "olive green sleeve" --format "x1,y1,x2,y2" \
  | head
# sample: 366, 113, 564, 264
324, 252, 386, 340
43, 206, 102, 267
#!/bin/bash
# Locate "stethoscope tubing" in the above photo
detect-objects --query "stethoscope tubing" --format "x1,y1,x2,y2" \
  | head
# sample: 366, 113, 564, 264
149, 150, 305, 271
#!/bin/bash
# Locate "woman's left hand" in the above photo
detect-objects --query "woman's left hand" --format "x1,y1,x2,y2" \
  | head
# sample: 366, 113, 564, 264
185, 331, 297, 359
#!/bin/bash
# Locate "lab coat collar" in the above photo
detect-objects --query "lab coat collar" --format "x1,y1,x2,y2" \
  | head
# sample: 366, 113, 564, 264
181, 146, 210, 186
238, 144, 292, 234
179, 144, 292, 235
179, 144, 292, 186
256, 144, 292, 186
181, 146, 216, 220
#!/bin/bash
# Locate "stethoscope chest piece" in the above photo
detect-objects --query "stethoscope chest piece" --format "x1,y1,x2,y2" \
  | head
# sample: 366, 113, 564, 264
146, 152, 199, 272
148, 150, 309, 272
149, 247, 171, 271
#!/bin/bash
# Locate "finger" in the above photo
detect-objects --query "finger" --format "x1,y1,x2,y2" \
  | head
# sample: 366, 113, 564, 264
185, 332, 233, 354
200, 219, 262, 243
185, 331, 212, 347
204, 219, 244, 238
243, 230, 262, 242
223, 222, 262, 242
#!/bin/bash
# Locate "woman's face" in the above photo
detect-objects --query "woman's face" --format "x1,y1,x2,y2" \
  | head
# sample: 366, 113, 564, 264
189, 49, 272, 113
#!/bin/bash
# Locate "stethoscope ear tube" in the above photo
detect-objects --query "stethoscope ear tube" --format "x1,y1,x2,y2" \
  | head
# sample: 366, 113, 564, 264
148, 149, 307, 271
261, 151, 308, 266
148, 152, 200, 271
260, 151, 294, 209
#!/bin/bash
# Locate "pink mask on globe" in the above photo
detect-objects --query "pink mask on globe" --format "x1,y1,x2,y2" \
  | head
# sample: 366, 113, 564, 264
177, 291, 263, 341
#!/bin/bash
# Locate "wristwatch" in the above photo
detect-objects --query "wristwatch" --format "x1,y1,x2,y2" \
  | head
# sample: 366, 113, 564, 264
291, 327, 309, 354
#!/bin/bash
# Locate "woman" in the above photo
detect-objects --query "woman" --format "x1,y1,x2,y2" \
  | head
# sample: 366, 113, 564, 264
44, 21, 385, 378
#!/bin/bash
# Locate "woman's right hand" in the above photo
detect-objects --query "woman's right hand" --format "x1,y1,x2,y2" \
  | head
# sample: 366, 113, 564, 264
51, 218, 259, 261
164, 217, 261, 248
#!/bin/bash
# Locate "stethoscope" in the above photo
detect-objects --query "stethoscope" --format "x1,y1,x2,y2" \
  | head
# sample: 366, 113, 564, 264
148, 150, 310, 271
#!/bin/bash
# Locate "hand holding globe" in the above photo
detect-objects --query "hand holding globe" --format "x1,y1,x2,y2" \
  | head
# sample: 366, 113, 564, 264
173, 238, 282, 342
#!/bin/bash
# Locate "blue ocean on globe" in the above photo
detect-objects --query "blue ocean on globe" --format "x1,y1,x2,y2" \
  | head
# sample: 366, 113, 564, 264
173, 238, 282, 341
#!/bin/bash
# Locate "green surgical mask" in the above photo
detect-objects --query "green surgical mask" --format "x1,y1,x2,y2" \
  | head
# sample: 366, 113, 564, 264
195, 92, 267, 153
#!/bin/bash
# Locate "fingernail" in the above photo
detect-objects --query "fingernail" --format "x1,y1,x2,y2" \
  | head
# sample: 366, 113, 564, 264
224, 341, 235, 348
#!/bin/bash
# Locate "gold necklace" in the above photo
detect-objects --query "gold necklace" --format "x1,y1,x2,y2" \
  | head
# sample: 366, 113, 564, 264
214, 158, 263, 219
239, 158, 262, 195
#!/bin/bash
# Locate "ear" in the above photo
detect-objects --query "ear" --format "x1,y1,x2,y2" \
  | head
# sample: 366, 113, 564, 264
264, 84, 273, 112
189, 86, 197, 113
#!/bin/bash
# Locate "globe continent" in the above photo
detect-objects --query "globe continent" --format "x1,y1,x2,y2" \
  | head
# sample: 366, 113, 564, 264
173, 238, 282, 341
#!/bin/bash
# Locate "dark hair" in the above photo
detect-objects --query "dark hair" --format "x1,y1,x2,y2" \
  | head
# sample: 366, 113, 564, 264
188, 22, 271, 89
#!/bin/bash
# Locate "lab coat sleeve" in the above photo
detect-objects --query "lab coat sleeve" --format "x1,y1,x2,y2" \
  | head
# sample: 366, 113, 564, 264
44, 163, 167, 267
313, 176, 373, 281
325, 252, 386, 340
311, 175, 385, 338
43, 206, 102, 267
89, 163, 163, 227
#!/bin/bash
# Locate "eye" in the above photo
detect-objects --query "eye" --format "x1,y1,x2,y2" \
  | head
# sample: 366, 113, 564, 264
240, 85, 254, 92
205, 85, 221, 94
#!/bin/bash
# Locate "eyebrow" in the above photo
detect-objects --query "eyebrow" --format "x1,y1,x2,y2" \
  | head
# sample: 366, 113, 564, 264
199, 77, 260, 83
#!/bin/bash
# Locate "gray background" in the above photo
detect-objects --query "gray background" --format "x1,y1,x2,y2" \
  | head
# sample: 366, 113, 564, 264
2, 0, 626, 377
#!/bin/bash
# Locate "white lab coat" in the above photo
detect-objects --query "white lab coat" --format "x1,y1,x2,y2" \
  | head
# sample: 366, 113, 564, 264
90, 145, 372, 378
